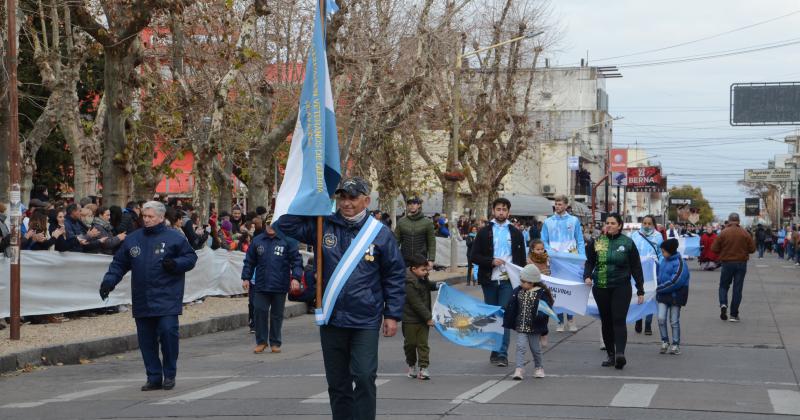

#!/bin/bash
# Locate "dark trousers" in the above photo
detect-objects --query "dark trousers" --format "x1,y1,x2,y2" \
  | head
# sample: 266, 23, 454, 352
719, 261, 747, 317
481, 280, 512, 358
757, 242, 766, 258
253, 292, 286, 347
248, 289, 255, 329
320, 326, 380, 420
402, 323, 430, 368
135, 315, 179, 384
593, 284, 632, 356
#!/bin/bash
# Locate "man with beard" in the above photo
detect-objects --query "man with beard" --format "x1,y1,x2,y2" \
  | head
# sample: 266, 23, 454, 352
395, 197, 436, 266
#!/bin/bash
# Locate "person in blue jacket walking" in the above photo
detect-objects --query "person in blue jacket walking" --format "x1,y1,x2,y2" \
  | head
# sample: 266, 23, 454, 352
274, 177, 406, 420
99, 201, 198, 391
241, 221, 304, 354
656, 238, 690, 355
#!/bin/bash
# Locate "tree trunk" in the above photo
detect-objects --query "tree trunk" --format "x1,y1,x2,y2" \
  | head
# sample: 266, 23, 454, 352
101, 45, 137, 206
216, 159, 233, 213
246, 150, 274, 212
192, 148, 213, 224
472, 186, 491, 219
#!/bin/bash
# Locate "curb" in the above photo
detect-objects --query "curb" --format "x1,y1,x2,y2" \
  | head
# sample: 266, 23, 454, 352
0, 273, 466, 375
0, 300, 309, 375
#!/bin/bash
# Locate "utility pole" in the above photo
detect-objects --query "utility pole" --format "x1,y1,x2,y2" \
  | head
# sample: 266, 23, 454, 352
6, 0, 22, 340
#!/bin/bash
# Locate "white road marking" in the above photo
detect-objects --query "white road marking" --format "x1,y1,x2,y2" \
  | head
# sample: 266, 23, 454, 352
86, 375, 234, 383
756, 265, 769, 268
768, 389, 800, 415
610, 383, 658, 408
470, 380, 520, 404
300, 379, 390, 404
450, 380, 498, 404
2, 386, 126, 408
152, 381, 258, 405
545, 373, 797, 388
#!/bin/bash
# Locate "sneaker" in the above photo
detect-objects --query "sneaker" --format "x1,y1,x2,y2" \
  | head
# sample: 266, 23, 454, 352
720, 305, 728, 321
556, 323, 565, 332
512, 368, 524, 380
418, 367, 431, 380
496, 356, 508, 367
490, 354, 499, 365
601, 354, 615, 367
568, 320, 578, 332
533, 367, 545, 378
728, 316, 740, 322
660, 342, 669, 354
669, 344, 681, 355
407, 365, 418, 378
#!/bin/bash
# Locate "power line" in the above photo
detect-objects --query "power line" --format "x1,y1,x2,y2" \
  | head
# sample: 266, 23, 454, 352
617, 37, 800, 69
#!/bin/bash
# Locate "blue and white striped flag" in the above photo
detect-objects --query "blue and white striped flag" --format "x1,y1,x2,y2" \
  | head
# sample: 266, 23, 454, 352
273, 0, 341, 221
537, 299, 560, 322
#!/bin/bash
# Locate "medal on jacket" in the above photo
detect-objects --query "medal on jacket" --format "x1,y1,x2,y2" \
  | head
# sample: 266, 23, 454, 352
155, 242, 166, 255
364, 244, 375, 262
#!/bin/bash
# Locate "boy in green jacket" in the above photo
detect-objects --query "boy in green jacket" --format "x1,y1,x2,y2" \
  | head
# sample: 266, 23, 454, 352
403, 254, 440, 380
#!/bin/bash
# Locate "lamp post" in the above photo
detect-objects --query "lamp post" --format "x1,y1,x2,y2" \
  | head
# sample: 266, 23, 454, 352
567, 117, 622, 206
447, 30, 543, 272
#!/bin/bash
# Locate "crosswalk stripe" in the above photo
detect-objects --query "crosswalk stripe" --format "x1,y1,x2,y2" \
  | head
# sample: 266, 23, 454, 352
610, 383, 658, 408
470, 380, 520, 404
152, 381, 259, 405
450, 380, 498, 404
768, 389, 800, 415
300, 379, 390, 404
2, 386, 127, 408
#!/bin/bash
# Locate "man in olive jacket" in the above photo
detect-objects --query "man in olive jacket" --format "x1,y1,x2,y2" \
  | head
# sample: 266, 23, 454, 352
395, 197, 436, 266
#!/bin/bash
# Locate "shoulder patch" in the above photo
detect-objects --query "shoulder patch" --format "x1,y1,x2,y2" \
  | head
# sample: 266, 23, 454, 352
129, 246, 141, 258
323, 233, 337, 248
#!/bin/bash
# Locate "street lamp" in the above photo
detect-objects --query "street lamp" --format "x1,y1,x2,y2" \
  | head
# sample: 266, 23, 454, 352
447, 30, 543, 272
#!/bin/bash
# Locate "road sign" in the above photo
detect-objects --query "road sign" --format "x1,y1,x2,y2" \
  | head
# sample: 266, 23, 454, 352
669, 198, 692, 206
611, 171, 627, 186
731, 82, 800, 126
744, 168, 796, 183
745, 198, 760, 217
568, 156, 580, 171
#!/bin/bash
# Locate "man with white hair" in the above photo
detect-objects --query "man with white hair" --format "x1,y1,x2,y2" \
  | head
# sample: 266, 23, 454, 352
100, 201, 198, 391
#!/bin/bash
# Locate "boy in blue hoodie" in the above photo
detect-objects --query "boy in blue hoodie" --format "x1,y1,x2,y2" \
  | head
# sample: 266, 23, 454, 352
656, 239, 690, 355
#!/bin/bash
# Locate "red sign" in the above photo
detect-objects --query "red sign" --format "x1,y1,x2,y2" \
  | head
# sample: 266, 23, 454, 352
609, 149, 628, 172
626, 166, 666, 192
783, 198, 796, 218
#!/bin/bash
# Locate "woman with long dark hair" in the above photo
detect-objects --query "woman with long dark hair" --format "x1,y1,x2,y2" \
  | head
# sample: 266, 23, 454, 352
584, 213, 645, 369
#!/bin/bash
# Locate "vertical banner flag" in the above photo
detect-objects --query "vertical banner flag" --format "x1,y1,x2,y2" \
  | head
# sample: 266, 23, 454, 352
433, 284, 505, 351
272, 0, 341, 221
678, 236, 701, 257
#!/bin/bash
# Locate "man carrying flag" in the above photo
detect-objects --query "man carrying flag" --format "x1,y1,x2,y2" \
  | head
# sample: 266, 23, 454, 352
274, 177, 406, 419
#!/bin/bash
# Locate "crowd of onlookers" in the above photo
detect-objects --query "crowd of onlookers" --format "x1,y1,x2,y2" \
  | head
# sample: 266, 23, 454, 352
752, 223, 800, 263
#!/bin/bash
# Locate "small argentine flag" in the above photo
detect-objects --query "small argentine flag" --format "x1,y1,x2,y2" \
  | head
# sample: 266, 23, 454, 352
273, 0, 341, 221
538, 299, 560, 322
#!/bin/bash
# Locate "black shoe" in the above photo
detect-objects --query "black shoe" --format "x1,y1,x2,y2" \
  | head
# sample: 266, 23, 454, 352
163, 378, 175, 390
634, 320, 642, 333
728, 316, 740, 322
644, 326, 653, 336
601, 354, 615, 367
496, 356, 508, 367
490, 354, 499, 365
615, 354, 627, 370
720, 305, 728, 321
141, 382, 163, 391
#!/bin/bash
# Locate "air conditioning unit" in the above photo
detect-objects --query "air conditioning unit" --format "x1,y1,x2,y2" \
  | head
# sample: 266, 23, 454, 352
542, 185, 555, 195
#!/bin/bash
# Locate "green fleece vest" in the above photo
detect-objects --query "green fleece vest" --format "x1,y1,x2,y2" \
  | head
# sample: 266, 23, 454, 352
592, 234, 636, 289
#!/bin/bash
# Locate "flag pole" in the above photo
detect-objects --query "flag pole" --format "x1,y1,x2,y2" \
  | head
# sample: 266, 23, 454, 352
315, 0, 326, 312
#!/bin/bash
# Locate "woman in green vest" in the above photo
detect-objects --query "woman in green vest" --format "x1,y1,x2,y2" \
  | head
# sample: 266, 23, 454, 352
584, 213, 645, 370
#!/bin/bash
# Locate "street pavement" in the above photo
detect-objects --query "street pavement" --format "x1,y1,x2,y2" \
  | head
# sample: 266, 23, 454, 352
1, 256, 799, 419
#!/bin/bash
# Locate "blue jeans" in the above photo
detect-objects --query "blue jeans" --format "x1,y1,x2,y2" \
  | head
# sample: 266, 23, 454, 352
657, 303, 681, 345
253, 292, 286, 347
719, 262, 747, 317
135, 315, 179, 384
556, 313, 574, 324
319, 326, 380, 420
482, 280, 512, 358
757, 243, 766, 258
789, 244, 795, 260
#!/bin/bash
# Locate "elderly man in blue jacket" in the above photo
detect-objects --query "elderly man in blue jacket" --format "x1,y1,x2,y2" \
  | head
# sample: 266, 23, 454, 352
99, 201, 198, 392
274, 177, 406, 420
241, 221, 304, 354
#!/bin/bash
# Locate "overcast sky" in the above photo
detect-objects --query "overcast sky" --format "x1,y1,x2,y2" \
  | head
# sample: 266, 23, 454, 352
549, 0, 800, 220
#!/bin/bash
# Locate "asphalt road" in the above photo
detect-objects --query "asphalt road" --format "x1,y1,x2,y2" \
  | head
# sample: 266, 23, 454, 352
1, 255, 799, 419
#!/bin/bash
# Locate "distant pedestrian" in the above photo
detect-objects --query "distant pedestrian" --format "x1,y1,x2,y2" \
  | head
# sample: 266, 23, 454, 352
711, 213, 756, 323
699, 225, 720, 271
402, 254, 440, 380
465, 225, 479, 286
99, 201, 198, 391
754, 224, 767, 259
395, 197, 436, 266
656, 239, 690, 355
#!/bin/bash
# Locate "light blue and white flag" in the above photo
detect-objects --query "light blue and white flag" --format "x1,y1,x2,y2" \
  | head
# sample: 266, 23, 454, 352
433, 284, 504, 352
273, 0, 341, 221
549, 251, 587, 282
585, 257, 658, 323
678, 236, 701, 257
537, 299, 560, 322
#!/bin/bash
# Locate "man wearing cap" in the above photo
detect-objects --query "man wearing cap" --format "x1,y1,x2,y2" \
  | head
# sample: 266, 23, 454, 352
711, 212, 756, 323
395, 197, 436, 266
274, 176, 406, 420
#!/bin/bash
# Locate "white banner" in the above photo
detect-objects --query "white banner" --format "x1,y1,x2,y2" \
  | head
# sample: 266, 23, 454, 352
434, 237, 468, 268
0, 249, 249, 317
542, 275, 591, 316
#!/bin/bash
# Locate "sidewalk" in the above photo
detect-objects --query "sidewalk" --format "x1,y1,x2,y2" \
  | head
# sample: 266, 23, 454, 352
0, 269, 467, 374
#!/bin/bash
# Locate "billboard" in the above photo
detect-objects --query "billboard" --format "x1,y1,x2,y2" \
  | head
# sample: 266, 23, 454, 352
744, 168, 796, 183
731, 82, 800, 126
744, 198, 760, 217
609, 149, 628, 172
783, 198, 796, 218
626, 166, 666, 192
669, 198, 692, 206
611, 171, 627, 186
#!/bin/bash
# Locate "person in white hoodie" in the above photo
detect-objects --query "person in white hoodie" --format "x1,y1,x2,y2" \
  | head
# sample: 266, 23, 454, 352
540, 195, 585, 332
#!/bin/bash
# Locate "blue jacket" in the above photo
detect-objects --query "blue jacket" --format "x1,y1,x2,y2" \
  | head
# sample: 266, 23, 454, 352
241, 232, 304, 294
656, 253, 689, 306
274, 211, 406, 329
541, 213, 585, 256
101, 223, 198, 318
